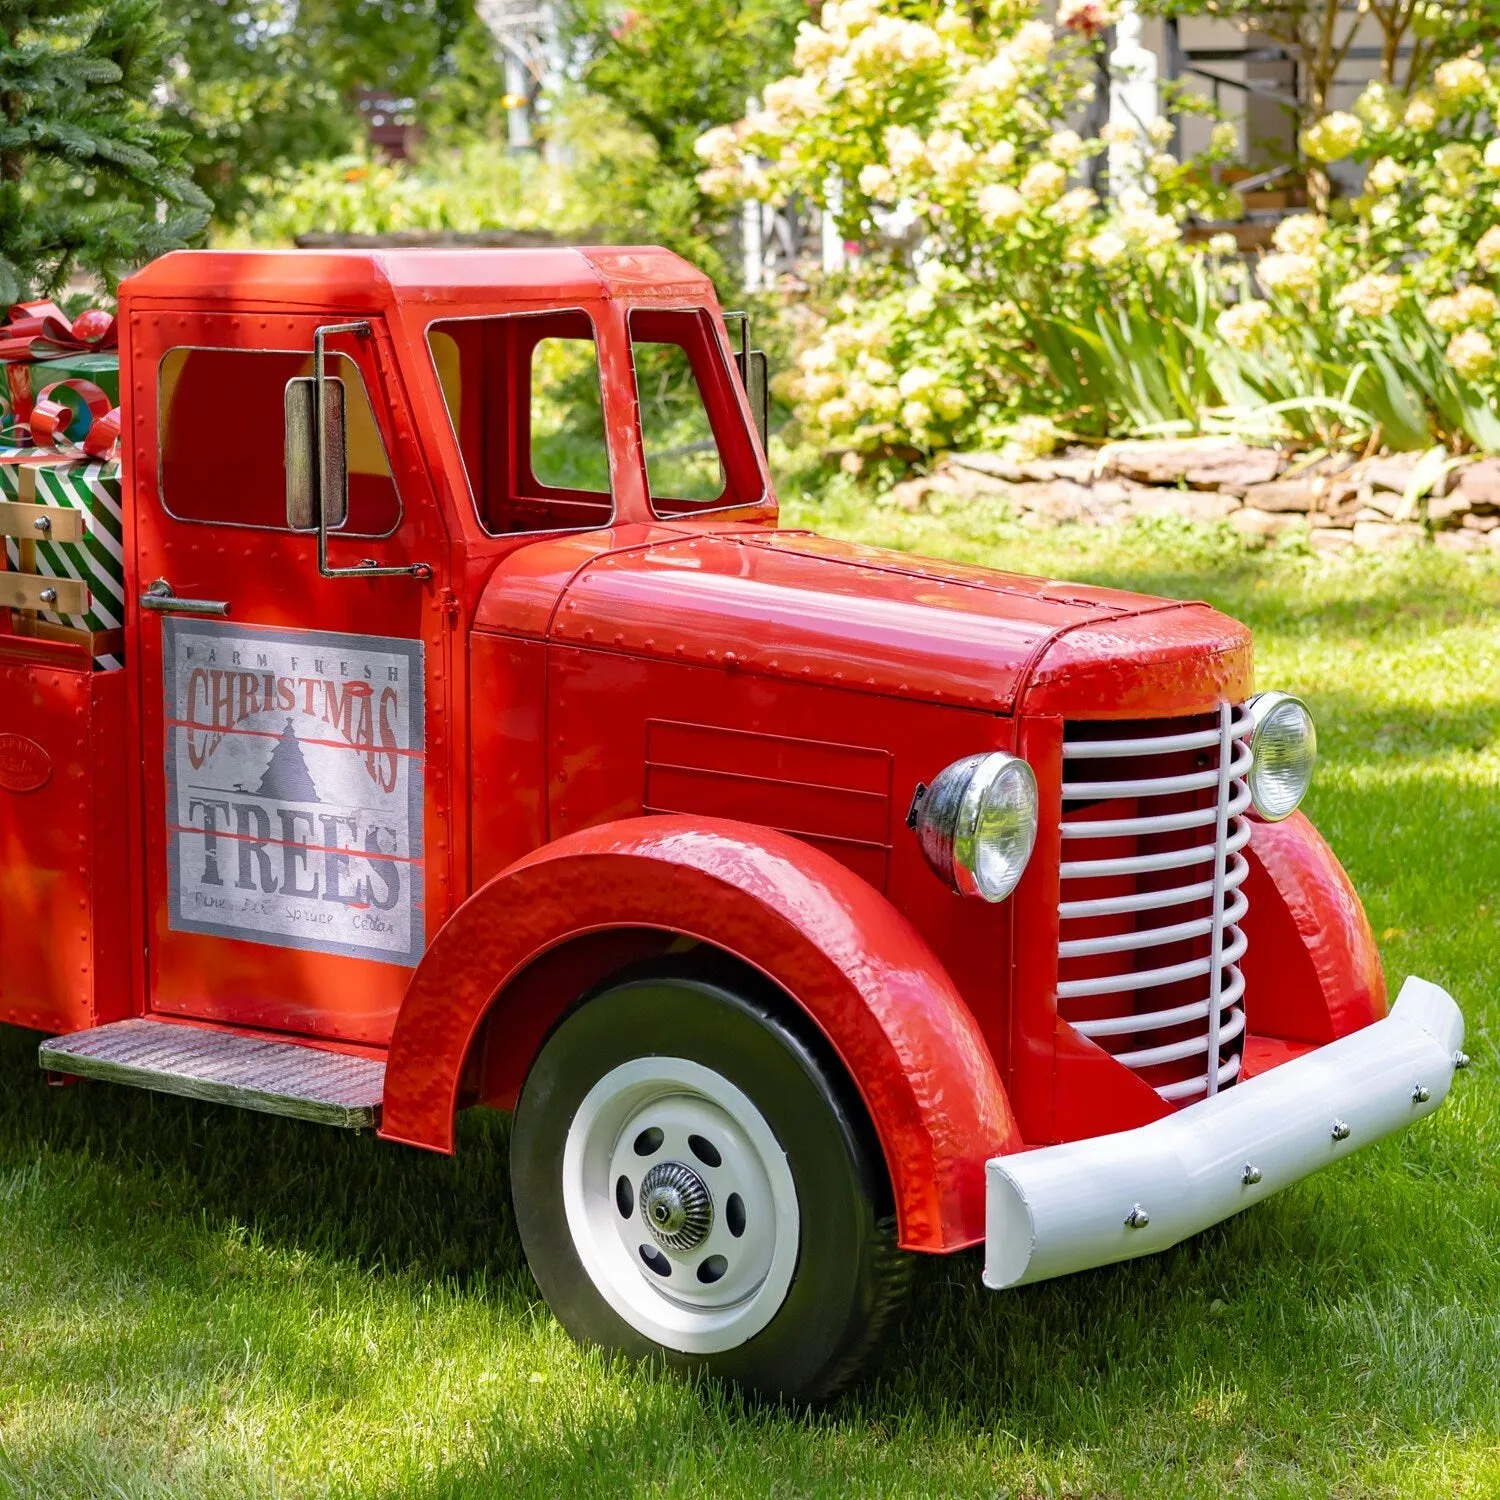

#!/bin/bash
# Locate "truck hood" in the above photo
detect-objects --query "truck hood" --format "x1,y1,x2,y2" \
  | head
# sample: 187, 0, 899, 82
484, 527, 1253, 718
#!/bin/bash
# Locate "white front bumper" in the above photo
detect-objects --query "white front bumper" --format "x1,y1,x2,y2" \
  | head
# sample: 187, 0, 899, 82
985, 977, 1466, 1289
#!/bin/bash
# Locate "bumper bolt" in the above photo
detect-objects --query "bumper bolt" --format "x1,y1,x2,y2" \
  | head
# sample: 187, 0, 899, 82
1331, 1119, 1351, 1142
1412, 1083, 1431, 1104
1241, 1163, 1262, 1186
1454, 1051, 1471, 1071
1124, 1204, 1150, 1229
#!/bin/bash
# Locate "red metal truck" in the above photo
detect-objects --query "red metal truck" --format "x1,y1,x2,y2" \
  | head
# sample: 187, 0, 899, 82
0, 247, 1468, 1400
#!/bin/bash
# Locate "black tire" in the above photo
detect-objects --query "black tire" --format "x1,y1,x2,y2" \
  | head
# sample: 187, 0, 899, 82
510, 972, 910, 1402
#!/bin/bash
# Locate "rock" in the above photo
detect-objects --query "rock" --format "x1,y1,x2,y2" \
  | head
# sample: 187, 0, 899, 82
1240, 479, 1317, 513
946, 452, 1028, 484
1460, 512, 1499, 532
1007, 479, 1095, 524
1100, 438, 1282, 490
1426, 492, 1472, 527
1132, 487, 1242, 521
1435, 528, 1490, 553
1352, 519, 1424, 551
1230, 507, 1302, 541
1308, 511, 1349, 529
1310, 527, 1357, 554
886, 476, 937, 512
1359, 453, 1419, 493
1452, 457, 1500, 508
1357, 488, 1412, 519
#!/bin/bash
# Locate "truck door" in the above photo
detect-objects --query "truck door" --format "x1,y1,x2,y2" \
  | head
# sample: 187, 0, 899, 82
131, 314, 451, 1044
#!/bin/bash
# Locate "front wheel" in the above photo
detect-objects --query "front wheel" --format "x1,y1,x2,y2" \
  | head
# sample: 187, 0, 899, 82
510, 973, 910, 1401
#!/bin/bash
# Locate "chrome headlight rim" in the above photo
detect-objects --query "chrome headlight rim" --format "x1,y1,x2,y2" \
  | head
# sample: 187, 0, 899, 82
913, 750, 1039, 903
1245, 690, 1317, 822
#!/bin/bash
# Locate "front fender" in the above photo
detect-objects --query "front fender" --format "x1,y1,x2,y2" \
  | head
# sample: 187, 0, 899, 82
382, 815, 1020, 1251
1240, 810, 1387, 1051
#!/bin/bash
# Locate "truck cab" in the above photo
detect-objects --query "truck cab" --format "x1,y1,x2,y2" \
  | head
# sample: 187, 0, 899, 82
0, 248, 1466, 1401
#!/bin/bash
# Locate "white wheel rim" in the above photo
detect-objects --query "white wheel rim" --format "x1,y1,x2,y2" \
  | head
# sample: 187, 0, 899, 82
561, 1056, 800, 1354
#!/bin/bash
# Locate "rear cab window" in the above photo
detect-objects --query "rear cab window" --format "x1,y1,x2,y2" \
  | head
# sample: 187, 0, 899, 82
628, 308, 764, 519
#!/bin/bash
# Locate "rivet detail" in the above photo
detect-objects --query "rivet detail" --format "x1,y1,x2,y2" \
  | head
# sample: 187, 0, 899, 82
1331, 1119, 1351, 1142
1412, 1083, 1431, 1104
1241, 1163, 1262, 1186
1124, 1204, 1150, 1229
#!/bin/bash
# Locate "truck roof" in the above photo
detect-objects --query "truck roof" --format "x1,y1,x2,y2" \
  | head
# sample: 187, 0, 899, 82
120, 245, 714, 312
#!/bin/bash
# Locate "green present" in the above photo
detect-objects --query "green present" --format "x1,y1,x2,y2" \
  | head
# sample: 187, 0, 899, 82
1, 448, 125, 670
2, 350, 119, 431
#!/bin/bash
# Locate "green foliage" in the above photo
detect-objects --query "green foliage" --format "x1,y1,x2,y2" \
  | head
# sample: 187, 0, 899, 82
562, 0, 805, 178
0, 0, 209, 300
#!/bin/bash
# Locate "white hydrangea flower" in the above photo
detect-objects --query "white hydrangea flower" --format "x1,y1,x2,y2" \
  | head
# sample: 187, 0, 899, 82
793, 22, 838, 70
1370, 199, 1401, 228
1210, 122, 1239, 153
1208, 231, 1239, 255
897, 366, 940, 399
1119, 203, 1181, 251
1099, 121, 1137, 148
858, 163, 894, 201
1366, 157, 1408, 194
1455, 285, 1500, 323
1084, 228, 1128, 266
932, 386, 968, 420
983, 140, 1018, 170
976, 182, 1026, 228
1447, 327, 1496, 379
1019, 160, 1067, 205
1049, 187, 1098, 225
799, 340, 839, 372
1425, 295, 1465, 332
1336, 273, 1404, 319
1005, 414, 1062, 460
1146, 117, 1175, 147
800, 370, 842, 403
1354, 81, 1403, 132
1435, 56, 1488, 105
1405, 91, 1438, 130
1301, 111, 1363, 164
1047, 129, 1086, 166
926, 129, 977, 185
858, 355, 895, 384
762, 74, 823, 123
1485, 140, 1500, 170
1006, 20, 1054, 68
1148, 152, 1178, 179
900, 398, 933, 432
884, 125, 929, 174
694, 124, 740, 168
1477, 225, 1500, 271
817, 396, 858, 430
1217, 299, 1273, 350
696, 165, 742, 199
1272, 214, 1327, 256
1258, 251, 1321, 299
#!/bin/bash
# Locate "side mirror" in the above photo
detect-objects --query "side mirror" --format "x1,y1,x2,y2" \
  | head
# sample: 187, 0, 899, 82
724, 310, 770, 452
285, 374, 348, 532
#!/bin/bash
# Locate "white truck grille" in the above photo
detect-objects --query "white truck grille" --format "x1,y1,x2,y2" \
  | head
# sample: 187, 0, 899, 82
1056, 704, 1253, 1105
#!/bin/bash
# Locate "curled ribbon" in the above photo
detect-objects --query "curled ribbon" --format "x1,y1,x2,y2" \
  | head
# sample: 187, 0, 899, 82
27, 378, 121, 462
0, 299, 118, 362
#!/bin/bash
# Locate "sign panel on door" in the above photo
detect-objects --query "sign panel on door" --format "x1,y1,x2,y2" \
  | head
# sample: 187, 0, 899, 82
163, 620, 425, 966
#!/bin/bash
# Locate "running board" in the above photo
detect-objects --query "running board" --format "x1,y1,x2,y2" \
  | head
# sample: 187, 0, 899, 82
39, 1018, 385, 1129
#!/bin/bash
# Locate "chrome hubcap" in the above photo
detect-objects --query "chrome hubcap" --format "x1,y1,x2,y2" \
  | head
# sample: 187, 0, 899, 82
640, 1161, 713, 1251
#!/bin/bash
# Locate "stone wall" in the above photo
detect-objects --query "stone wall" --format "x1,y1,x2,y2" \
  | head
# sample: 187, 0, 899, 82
882, 439, 1500, 555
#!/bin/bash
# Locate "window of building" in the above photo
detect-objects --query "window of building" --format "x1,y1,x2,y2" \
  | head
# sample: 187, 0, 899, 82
628, 308, 764, 519
427, 311, 613, 537
158, 347, 400, 535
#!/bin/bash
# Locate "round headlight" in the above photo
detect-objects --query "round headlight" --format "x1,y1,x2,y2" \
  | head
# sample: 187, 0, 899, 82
913, 752, 1038, 902
1246, 691, 1317, 821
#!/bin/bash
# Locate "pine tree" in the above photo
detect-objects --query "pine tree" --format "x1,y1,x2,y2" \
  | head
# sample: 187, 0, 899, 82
0, 0, 210, 303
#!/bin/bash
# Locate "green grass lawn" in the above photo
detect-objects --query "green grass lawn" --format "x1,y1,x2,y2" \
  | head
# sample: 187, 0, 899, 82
3, 502, 1498, 1498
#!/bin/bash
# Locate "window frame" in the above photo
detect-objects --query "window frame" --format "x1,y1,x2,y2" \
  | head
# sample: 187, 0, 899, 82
627, 304, 767, 522
155, 343, 403, 539
424, 306, 617, 542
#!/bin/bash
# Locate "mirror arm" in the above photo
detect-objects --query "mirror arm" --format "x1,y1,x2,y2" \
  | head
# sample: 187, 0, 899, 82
312, 320, 432, 583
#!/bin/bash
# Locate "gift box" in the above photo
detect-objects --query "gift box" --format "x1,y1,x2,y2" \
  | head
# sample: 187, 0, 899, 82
3, 349, 119, 424
1, 449, 125, 670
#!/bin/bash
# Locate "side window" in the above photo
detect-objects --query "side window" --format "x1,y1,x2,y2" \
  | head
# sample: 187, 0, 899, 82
158, 347, 400, 535
427, 311, 613, 537
628, 308, 764, 519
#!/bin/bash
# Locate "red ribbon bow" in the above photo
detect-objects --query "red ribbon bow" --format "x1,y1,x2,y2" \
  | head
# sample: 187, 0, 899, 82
0, 300, 118, 362
13, 378, 121, 462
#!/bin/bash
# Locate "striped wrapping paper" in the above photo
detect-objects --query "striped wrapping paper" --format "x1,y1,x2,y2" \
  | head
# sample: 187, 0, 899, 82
1, 447, 125, 669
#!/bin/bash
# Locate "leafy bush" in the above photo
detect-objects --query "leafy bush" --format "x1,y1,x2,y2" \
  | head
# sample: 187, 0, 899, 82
699, 0, 1500, 463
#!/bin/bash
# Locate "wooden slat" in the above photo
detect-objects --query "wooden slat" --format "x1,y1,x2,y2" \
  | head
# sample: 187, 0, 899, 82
1, 571, 89, 614
11, 616, 122, 656
0, 499, 84, 543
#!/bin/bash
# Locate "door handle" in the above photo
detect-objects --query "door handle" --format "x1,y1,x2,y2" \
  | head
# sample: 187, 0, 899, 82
139, 579, 230, 618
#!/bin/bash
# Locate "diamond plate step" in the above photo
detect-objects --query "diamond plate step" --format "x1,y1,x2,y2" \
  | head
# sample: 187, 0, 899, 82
39, 1018, 385, 1128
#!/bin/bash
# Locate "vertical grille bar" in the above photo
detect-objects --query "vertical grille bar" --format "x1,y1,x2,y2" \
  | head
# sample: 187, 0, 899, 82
1204, 702, 1234, 1096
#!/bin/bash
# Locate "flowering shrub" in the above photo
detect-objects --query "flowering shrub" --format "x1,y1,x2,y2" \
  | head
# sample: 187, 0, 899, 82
700, 3, 1500, 461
